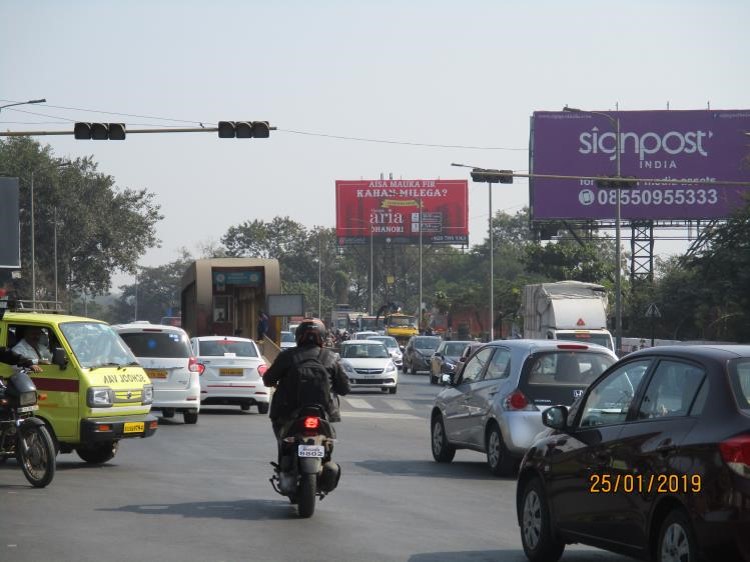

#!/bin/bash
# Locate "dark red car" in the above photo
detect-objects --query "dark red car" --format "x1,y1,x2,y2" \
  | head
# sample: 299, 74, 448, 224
516, 345, 750, 562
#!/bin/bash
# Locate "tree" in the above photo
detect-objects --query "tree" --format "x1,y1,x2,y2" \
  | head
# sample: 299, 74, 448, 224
0, 137, 163, 300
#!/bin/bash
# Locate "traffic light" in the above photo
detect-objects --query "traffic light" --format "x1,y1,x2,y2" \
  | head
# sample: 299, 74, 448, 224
217, 121, 270, 139
74, 123, 126, 140
470, 168, 514, 184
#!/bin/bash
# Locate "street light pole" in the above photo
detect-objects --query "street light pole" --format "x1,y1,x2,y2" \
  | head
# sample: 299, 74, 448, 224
563, 106, 622, 354
418, 197, 423, 334
53, 206, 58, 308
488, 182, 494, 341
31, 170, 36, 307
318, 234, 322, 318
369, 225, 374, 315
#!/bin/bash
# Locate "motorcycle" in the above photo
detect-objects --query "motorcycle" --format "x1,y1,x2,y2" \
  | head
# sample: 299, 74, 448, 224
0, 368, 56, 487
270, 404, 341, 518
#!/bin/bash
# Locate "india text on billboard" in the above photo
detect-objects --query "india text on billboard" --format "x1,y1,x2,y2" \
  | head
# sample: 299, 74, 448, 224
335, 179, 469, 245
530, 110, 750, 220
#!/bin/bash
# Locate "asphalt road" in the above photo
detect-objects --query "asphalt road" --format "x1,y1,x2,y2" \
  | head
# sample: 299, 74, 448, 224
0, 373, 631, 562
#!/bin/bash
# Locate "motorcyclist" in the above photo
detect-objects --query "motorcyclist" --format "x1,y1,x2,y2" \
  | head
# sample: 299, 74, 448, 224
262, 318, 350, 439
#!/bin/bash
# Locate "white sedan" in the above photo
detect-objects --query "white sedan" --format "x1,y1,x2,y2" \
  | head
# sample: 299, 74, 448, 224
190, 336, 270, 414
339, 339, 398, 394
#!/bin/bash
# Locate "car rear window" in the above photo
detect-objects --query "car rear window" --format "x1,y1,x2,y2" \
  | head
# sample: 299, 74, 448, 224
443, 342, 468, 356
521, 351, 617, 406
198, 340, 259, 357
729, 358, 750, 411
120, 331, 191, 358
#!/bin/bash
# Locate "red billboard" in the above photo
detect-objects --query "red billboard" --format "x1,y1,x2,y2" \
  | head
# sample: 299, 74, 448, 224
335, 179, 469, 245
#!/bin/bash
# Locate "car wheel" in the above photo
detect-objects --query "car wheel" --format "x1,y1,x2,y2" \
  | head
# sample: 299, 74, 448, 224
183, 411, 198, 424
76, 441, 119, 464
161, 408, 175, 419
257, 403, 269, 415
519, 477, 564, 562
656, 510, 697, 562
486, 424, 516, 476
431, 415, 456, 462
240, 403, 251, 411
388, 386, 397, 395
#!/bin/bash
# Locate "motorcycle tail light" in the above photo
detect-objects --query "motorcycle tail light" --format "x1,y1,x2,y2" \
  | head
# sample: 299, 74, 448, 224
720, 434, 750, 478
304, 417, 320, 429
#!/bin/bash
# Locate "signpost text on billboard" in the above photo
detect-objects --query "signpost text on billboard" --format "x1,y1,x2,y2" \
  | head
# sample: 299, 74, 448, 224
530, 110, 750, 221
335, 179, 469, 245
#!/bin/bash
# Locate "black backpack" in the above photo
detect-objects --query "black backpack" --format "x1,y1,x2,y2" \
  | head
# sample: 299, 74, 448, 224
292, 348, 332, 412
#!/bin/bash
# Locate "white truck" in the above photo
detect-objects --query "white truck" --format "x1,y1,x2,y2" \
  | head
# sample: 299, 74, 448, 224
522, 281, 615, 352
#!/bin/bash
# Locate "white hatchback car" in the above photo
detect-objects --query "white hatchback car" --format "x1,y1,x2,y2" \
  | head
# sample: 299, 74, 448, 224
339, 339, 399, 394
190, 336, 270, 414
113, 322, 201, 424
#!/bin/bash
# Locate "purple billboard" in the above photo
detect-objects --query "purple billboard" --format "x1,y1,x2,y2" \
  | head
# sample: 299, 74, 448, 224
530, 110, 750, 220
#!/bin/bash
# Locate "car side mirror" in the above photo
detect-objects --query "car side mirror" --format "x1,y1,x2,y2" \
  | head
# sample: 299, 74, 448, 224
52, 347, 68, 370
542, 406, 568, 431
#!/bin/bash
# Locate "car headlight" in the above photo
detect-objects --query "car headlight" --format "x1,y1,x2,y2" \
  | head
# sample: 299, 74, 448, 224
444, 360, 456, 372
142, 384, 154, 405
342, 362, 356, 375
385, 362, 397, 372
87, 387, 114, 408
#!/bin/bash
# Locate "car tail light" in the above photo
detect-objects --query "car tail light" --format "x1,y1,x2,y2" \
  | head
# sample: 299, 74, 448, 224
188, 357, 204, 375
257, 364, 268, 376
719, 435, 750, 478
304, 417, 320, 429
504, 390, 535, 411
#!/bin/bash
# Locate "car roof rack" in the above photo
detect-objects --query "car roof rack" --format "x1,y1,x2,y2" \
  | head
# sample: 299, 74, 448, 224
0, 299, 67, 319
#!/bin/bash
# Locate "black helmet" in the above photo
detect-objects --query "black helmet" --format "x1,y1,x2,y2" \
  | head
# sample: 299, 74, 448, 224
295, 318, 326, 347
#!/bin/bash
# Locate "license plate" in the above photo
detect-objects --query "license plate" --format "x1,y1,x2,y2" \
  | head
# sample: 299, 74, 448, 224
220, 368, 243, 376
17, 405, 38, 413
124, 422, 144, 434
298, 445, 324, 458
147, 369, 168, 379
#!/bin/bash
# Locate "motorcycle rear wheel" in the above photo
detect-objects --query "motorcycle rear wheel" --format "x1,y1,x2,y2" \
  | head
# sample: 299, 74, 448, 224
17, 424, 56, 488
297, 473, 317, 518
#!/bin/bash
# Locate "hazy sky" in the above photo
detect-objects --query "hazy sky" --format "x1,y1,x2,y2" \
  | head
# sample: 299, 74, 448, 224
3, 1, 749, 289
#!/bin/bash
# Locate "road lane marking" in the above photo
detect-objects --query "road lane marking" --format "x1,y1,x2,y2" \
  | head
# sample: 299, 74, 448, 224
343, 411, 420, 420
387, 399, 413, 411
342, 398, 374, 409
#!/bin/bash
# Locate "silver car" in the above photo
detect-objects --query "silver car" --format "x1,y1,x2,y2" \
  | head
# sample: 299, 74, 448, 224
430, 339, 617, 475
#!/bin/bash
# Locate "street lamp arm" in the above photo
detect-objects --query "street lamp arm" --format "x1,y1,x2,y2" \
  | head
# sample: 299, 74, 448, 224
0, 98, 46, 112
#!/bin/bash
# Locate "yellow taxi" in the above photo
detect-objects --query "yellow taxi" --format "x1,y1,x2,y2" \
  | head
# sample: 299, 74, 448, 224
0, 310, 157, 464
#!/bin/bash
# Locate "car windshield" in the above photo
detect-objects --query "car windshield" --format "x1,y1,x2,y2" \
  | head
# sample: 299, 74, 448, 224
119, 331, 192, 359
60, 322, 137, 369
342, 343, 389, 359
368, 336, 398, 348
198, 339, 259, 357
281, 332, 295, 343
443, 342, 468, 356
729, 358, 750, 412
415, 337, 441, 350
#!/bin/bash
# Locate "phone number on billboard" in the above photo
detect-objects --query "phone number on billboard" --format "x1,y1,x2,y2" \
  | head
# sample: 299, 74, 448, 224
579, 188, 719, 206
